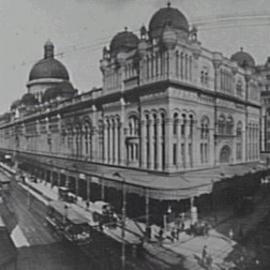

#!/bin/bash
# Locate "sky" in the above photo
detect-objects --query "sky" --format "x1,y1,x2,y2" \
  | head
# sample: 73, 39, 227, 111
1, 0, 270, 113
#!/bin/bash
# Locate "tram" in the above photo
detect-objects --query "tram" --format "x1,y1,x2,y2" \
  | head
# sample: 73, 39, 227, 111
46, 200, 91, 245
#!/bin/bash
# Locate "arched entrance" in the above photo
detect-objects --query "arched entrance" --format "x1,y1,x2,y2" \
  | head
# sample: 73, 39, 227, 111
219, 145, 231, 163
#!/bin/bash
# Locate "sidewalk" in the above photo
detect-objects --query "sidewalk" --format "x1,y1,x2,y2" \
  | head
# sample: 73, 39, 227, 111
21, 175, 239, 270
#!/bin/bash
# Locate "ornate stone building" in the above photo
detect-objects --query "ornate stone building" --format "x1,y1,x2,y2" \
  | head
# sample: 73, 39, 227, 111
0, 3, 264, 221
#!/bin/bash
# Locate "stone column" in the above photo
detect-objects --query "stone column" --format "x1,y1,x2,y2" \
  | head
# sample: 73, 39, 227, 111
103, 121, 108, 163
185, 120, 191, 169
114, 122, 118, 164
109, 121, 113, 164
192, 120, 200, 167
176, 119, 182, 169
120, 98, 126, 166
140, 119, 147, 169
149, 119, 154, 169
91, 105, 98, 162
156, 119, 162, 171
165, 118, 173, 171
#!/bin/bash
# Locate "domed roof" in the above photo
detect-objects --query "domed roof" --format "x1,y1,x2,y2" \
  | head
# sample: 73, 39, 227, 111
231, 48, 255, 68
149, 2, 189, 40
29, 41, 69, 81
110, 28, 139, 55
10, 99, 21, 110
21, 93, 39, 106
42, 81, 75, 102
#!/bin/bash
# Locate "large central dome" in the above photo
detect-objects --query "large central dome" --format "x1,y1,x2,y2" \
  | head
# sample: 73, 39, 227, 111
148, 3, 189, 40
29, 40, 69, 81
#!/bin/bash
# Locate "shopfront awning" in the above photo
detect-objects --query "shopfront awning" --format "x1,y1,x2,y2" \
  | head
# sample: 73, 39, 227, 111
17, 152, 268, 201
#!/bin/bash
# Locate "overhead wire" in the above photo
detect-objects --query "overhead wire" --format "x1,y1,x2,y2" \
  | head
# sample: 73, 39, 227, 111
9, 12, 270, 71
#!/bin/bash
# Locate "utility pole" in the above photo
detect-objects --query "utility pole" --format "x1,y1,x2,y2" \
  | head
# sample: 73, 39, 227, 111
121, 176, 126, 270
113, 172, 126, 270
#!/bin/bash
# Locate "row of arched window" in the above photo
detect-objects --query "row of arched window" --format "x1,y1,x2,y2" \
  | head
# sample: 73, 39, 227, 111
66, 121, 93, 159
200, 70, 209, 86
175, 51, 192, 81
127, 116, 139, 163
145, 112, 166, 170
218, 115, 234, 135
145, 52, 168, 79
220, 69, 233, 92
247, 123, 259, 160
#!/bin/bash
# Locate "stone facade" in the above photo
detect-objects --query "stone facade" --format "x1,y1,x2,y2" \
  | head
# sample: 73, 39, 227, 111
0, 4, 262, 201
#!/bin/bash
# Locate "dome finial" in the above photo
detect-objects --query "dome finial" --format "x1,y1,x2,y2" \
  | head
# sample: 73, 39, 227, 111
167, 1, 171, 8
240, 47, 243, 52
124, 26, 128, 32
44, 39, 54, 59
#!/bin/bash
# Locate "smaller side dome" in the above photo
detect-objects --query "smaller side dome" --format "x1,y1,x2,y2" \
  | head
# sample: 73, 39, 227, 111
231, 47, 255, 68
42, 82, 76, 102
110, 28, 139, 56
10, 99, 21, 110
21, 93, 39, 106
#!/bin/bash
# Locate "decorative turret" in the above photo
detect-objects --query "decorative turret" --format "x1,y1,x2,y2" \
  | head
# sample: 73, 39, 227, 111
161, 24, 177, 49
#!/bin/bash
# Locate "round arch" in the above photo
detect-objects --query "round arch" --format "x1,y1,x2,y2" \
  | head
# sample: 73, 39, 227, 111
219, 145, 231, 163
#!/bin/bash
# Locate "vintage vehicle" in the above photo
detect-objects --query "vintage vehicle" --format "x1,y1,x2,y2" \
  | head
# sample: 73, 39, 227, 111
46, 200, 91, 245
91, 201, 118, 228
58, 187, 77, 203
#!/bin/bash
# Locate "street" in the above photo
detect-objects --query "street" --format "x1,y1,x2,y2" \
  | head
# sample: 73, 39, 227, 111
0, 171, 104, 270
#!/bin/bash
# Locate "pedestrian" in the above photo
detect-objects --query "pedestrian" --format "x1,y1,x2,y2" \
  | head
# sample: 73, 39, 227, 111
202, 245, 208, 265
206, 254, 213, 270
229, 228, 234, 241
85, 200, 90, 210
176, 226, 180, 240
170, 228, 175, 242
158, 227, 164, 245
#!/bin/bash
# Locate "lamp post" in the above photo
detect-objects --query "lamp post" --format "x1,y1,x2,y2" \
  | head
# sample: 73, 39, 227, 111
113, 172, 126, 270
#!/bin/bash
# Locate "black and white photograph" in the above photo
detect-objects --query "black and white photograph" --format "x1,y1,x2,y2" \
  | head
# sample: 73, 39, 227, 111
0, 0, 270, 269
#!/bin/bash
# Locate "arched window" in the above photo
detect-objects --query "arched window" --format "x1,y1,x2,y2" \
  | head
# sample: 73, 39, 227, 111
218, 115, 225, 134
181, 114, 186, 137
189, 115, 194, 138
200, 116, 210, 164
180, 52, 184, 79
128, 115, 138, 136
189, 56, 192, 81
236, 121, 242, 137
236, 121, 242, 160
226, 115, 234, 135
175, 51, 179, 77
185, 54, 188, 79
220, 145, 231, 163
236, 79, 243, 97
205, 72, 208, 85
153, 114, 158, 169
173, 113, 178, 135
156, 52, 159, 77
146, 114, 150, 168
200, 71, 204, 84
127, 115, 139, 165
146, 55, 150, 79
161, 112, 166, 170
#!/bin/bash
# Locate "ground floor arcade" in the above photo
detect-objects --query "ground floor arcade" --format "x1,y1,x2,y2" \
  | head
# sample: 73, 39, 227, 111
4, 150, 270, 229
